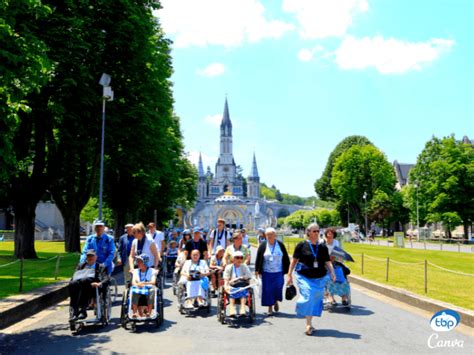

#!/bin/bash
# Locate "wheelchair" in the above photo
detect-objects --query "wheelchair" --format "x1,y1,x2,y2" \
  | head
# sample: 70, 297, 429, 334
69, 285, 111, 333
177, 276, 212, 315
216, 278, 256, 324
120, 279, 164, 332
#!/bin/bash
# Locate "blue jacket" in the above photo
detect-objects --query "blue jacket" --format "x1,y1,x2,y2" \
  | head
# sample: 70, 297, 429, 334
80, 233, 116, 274
118, 233, 135, 266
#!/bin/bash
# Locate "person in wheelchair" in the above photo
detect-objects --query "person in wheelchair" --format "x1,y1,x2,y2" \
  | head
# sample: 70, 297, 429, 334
326, 255, 351, 307
223, 251, 252, 317
179, 249, 210, 309
130, 254, 157, 318
209, 245, 225, 296
69, 249, 109, 321
166, 240, 179, 276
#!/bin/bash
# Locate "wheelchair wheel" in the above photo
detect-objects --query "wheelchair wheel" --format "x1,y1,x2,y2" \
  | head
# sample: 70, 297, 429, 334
69, 307, 77, 331
99, 295, 108, 326
120, 289, 129, 328
217, 292, 225, 324
248, 289, 256, 324
109, 277, 118, 304
156, 289, 164, 328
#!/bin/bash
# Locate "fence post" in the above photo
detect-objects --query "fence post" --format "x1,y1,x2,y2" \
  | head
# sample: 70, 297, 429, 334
378, 240, 380, 246
361, 253, 364, 275
424, 241, 426, 250
457, 243, 460, 253
440, 243, 443, 251
424, 259, 428, 294
386, 257, 389, 282
54, 255, 61, 280
19, 257, 24, 293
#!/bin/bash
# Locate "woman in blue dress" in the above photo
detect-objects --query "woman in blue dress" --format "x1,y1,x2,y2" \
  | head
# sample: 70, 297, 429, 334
255, 227, 290, 316
287, 223, 336, 335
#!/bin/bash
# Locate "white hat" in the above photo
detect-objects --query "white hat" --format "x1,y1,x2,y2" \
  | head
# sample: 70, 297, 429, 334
94, 220, 105, 227
233, 250, 244, 258
125, 223, 134, 228
216, 245, 225, 253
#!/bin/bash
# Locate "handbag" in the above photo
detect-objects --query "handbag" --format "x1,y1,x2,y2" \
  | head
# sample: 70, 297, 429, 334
285, 284, 297, 300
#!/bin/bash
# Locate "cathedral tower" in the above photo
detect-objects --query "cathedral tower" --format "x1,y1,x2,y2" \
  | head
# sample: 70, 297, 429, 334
247, 153, 260, 199
197, 152, 207, 198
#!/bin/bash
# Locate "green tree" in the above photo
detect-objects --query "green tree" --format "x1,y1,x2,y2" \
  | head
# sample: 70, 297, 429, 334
409, 136, 473, 238
315, 135, 373, 201
331, 144, 396, 233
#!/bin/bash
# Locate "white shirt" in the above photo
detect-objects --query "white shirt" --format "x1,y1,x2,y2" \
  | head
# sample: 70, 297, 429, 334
242, 234, 250, 248
210, 228, 230, 252
322, 239, 340, 255
148, 231, 165, 253
131, 236, 155, 267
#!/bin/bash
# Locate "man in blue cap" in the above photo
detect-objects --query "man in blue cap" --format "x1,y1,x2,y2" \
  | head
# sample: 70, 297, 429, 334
117, 223, 135, 283
184, 227, 208, 260
80, 220, 116, 275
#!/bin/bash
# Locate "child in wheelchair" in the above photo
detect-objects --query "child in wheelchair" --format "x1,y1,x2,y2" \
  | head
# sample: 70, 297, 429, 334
223, 251, 252, 317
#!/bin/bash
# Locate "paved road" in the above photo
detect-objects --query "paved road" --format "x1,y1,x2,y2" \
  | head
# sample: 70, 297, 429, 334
1, 262, 473, 354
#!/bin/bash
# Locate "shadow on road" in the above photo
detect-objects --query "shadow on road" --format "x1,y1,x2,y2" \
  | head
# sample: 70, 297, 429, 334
0, 323, 112, 354
313, 328, 362, 339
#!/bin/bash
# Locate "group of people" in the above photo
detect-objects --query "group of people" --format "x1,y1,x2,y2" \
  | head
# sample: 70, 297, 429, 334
68, 218, 351, 335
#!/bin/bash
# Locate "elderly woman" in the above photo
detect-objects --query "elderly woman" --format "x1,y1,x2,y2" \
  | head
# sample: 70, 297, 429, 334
288, 223, 336, 335
223, 230, 250, 266
255, 227, 290, 316
224, 251, 252, 317
180, 249, 210, 308
130, 254, 156, 318
129, 222, 159, 273
322, 228, 340, 255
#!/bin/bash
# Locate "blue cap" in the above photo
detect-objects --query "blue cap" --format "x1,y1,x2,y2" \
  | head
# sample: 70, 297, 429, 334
193, 227, 202, 233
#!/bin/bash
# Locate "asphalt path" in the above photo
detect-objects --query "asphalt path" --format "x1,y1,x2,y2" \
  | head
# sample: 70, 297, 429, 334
1, 256, 473, 354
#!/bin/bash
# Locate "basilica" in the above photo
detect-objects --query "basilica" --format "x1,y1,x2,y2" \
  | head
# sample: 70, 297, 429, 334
183, 99, 301, 230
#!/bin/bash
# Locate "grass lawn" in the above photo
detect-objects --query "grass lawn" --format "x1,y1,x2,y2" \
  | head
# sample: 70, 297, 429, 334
250, 237, 474, 310
0, 242, 81, 299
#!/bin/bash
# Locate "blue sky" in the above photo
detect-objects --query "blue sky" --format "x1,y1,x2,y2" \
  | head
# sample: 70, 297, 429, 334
155, 0, 473, 197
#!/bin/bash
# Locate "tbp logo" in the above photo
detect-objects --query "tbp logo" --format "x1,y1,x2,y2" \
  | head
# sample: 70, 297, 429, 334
430, 309, 461, 332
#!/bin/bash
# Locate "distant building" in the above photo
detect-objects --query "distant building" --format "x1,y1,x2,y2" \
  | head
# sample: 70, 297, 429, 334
186, 98, 302, 229
393, 160, 414, 190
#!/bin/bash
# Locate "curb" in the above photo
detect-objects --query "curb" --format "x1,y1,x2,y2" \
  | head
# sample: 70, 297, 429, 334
348, 274, 474, 328
0, 265, 122, 331
0, 281, 69, 330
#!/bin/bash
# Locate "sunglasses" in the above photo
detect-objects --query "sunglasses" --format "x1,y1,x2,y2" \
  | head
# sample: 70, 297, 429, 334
311, 230, 320, 233
234, 256, 243, 259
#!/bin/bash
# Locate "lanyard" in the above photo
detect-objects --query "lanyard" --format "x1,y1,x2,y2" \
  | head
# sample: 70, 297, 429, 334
233, 265, 240, 278
137, 238, 145, 254
217, 259, 221, 266
307, 240, 319, 261
269, 241, 277, 255
191, 262, 199, 272
139, 269, 148, 282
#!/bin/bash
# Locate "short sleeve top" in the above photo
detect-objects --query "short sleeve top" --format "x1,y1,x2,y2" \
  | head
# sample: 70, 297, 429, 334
293, 240, 330, 279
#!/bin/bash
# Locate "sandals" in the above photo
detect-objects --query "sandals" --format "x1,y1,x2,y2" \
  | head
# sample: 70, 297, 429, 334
274, 302, 279, 312
305, 326, 316, 336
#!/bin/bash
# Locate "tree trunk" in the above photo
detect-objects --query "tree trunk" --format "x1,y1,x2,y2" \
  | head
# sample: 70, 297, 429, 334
463, 223, 469, 240
62, 209, 81, 253
114, 209, 126, 242
14, 203, 37, 259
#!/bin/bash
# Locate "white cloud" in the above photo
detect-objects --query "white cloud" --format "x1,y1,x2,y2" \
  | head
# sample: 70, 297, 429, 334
197, 62, 226, 77
297, 45, 325, 61
334, 35, 454, 74
157, 0, 294, 48
283, 0, 369, 39
204, 114, 222, 126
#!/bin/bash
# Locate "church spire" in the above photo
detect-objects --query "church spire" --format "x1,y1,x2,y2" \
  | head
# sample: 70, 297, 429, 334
250, 153, 259, 178
220, 97, 232, 136
198, 152, 205, 177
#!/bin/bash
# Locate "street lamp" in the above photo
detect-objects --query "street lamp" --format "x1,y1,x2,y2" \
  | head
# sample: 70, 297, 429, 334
363, 191, 368, 238
98, 73, 114, 221
347, 202, 350, 226
414, 183, 420, 241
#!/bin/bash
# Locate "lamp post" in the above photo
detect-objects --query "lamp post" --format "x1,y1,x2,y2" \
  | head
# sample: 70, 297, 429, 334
347, 202, 350, 226
98, 73, 114, 221
363, 191, 368, 238
415, 183, 420, 241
